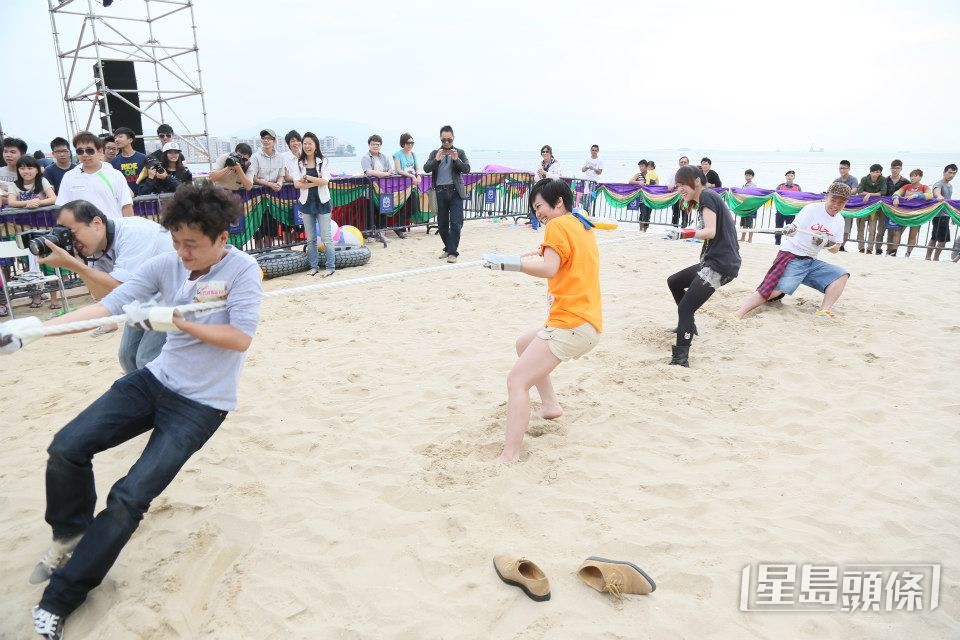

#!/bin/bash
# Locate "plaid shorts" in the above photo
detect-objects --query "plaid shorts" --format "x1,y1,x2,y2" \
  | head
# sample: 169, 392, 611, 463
757, 251, 803, 298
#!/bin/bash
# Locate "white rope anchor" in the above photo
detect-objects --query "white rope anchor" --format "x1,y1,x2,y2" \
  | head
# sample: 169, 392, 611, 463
10, 234, 658, 341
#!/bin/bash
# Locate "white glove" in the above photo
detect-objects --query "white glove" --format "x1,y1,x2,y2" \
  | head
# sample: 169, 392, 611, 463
480, 252, 522, 272
0, 317, 42, 354
781, 223, 797, 237
811, 232, 829, 247
122, 300, 180, 332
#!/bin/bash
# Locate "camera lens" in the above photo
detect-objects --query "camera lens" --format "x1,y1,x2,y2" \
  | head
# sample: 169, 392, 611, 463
28, 237, 51, 258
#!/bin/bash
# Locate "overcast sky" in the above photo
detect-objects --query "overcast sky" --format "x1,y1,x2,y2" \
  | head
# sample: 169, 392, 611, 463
3, 0, 958, 154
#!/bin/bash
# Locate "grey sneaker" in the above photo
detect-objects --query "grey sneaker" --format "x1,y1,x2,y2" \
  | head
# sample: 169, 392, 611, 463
29, 535, 82, 585
446, 255, 458, 263
438, 251, 449, 259
32, 606, 64, 640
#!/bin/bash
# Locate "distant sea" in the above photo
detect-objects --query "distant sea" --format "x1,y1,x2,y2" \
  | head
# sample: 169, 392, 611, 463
193, 147, 957, 191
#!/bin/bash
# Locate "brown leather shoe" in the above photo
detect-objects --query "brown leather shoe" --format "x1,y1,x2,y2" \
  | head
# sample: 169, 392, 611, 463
493, 555, 550, 601
577, 556, 656, 600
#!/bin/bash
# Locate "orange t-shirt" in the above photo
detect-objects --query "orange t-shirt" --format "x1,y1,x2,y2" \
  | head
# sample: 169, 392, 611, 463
540, 214, 602, 332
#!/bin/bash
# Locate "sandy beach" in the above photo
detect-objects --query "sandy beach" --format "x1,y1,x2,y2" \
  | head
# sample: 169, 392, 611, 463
1, 220, 957, 639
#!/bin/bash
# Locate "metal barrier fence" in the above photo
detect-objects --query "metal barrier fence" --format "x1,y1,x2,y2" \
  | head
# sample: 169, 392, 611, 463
2, 177, 958, 301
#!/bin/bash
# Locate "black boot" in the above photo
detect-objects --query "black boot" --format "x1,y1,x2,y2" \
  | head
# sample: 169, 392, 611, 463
670, 345, 690, 367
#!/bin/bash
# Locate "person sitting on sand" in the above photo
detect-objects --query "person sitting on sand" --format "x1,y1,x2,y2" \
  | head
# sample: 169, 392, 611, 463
735, 182, 852, 320
480, 179, 601, 463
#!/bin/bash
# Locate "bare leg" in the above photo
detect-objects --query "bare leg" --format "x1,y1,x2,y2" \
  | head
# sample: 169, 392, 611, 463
498, 334, 561, 463
514, 328, 562, 419
933, 242, 945, 261
905, 226, 919, 257
820, 275, 849, 312
736, 290, 782, 319
747, 232, 754, 243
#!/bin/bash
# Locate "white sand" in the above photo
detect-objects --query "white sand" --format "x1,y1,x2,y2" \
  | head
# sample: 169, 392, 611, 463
1, 221, 958, 639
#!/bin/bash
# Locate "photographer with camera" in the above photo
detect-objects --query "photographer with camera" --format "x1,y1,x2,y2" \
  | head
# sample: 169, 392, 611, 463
423, 125, 470, 262
138, 142, 193, 196
33, 199, 174, 372
209, 143, 254, 192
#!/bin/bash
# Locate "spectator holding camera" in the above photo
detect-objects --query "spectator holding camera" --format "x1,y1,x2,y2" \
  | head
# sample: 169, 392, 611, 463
138, 142, 193, 196
36, 199, 174, 371
423, 125, 470, 262
209, 143, 254, 192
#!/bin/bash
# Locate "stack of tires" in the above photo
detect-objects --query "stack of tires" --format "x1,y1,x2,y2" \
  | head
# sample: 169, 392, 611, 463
256, 245, 372, 279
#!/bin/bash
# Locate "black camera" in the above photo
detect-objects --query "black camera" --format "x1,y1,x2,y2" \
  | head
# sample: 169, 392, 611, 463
17, 225, 74, 258
224, 152, 246, 168
147, 160, 165, 173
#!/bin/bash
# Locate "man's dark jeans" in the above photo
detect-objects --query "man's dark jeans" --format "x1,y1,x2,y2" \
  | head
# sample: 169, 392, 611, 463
775, 212, 795, 246
436, 188, 464, 256
40, 368, 226, 617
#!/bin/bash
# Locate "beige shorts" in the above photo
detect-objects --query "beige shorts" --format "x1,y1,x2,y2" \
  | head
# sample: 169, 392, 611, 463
538, 323, 600, 361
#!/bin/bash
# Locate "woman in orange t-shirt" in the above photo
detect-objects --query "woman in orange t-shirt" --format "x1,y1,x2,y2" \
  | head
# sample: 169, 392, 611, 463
481, 179, 602, 463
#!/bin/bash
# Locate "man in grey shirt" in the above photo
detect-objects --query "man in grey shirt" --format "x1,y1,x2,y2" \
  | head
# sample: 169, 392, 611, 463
832, 160, 859, 251
2, 184, 262, 639
929, 163, 956, 261
423, 125, 470, 262
247, 129, 289, 248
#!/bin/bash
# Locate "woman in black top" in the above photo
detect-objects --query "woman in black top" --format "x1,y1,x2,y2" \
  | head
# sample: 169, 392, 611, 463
663, 165, 741, 366
138, 143, 192, 195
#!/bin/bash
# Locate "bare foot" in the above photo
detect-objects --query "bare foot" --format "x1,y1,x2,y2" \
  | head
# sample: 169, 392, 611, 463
539, 404, 563, 420
497, 449, 520, 464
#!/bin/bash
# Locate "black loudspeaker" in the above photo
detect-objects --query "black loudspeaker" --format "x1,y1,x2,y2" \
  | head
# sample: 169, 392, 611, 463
93, 60, 144, 153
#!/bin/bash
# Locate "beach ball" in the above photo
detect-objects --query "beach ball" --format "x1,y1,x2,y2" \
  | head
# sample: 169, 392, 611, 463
317, 219, 340, 251
333, 224, 364, 247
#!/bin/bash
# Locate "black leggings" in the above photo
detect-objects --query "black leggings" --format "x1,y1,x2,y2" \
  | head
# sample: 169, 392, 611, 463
667, 263, 734, 346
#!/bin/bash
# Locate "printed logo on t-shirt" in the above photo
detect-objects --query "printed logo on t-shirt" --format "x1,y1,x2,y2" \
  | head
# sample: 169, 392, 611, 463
195, 281, 228, 303
809, 222, 837, 239
118, 162, 140, 183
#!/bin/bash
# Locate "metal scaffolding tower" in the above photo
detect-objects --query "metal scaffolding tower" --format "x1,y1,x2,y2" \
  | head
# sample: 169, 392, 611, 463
47, 0, 212, 167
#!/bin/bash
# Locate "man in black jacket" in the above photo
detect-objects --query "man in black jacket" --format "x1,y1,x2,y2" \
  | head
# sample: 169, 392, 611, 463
423, 125, 470, 263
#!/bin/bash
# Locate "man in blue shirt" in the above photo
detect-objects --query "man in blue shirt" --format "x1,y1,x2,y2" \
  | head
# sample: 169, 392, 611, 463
110, 127, 147, 195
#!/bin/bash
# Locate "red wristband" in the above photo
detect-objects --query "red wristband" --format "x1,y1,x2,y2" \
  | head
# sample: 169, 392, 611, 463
680, 227, 696, 239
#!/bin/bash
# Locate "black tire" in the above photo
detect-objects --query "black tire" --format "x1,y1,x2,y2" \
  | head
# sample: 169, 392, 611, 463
300, 244, 372, 269
256, 250, 309, 279
333, 245, 371, 269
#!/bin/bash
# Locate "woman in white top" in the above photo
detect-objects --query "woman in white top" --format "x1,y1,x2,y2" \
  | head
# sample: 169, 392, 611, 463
293, 132, 335, 277
530, 145, 562, 229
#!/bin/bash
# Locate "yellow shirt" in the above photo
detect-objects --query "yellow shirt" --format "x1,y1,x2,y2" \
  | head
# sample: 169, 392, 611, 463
645, 169, 660, 185
540, 214, 602, 332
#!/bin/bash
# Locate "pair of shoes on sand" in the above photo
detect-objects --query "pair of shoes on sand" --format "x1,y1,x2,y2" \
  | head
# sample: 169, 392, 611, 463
493, 554, 655, 602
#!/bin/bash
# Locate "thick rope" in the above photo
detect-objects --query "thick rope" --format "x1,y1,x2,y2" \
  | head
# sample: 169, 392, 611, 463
12, 233, 660, 341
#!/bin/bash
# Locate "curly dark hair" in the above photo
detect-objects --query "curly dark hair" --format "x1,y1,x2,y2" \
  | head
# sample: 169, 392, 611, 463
160, 182, 242, 241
